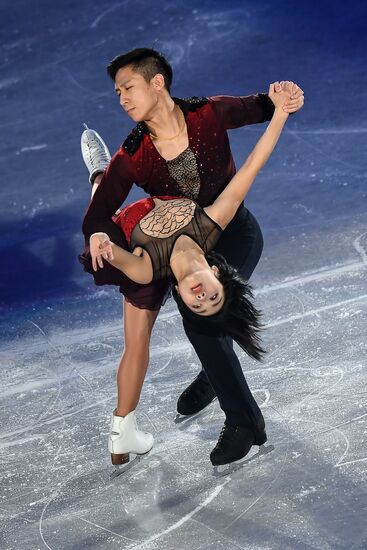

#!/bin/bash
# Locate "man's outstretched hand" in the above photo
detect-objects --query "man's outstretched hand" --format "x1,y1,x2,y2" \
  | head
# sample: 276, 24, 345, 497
272, 80, 304, 113
268, 83, 292, 112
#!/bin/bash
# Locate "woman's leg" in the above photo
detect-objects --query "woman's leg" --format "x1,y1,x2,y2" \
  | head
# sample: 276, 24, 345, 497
91, 173, 103, 198
91, 173, 122, 214
115, 298, 160, 416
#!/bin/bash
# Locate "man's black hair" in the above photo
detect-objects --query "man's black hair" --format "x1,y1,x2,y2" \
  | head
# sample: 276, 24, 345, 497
107, 48, 173, 93
171, 251, 266, 361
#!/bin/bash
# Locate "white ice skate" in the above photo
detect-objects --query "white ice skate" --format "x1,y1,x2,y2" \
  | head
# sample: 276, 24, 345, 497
108, 410, 154, 478
81, 123, 111, 184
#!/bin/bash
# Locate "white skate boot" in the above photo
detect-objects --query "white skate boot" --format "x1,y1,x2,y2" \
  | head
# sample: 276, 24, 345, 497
81, 124, 111, 184
108, 410, 154, 475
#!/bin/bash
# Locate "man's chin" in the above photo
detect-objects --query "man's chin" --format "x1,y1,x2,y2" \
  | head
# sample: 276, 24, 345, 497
126, 108, 141, 121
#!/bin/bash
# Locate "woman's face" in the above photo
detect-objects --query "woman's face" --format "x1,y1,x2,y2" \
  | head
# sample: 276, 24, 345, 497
176, 265, 225, 316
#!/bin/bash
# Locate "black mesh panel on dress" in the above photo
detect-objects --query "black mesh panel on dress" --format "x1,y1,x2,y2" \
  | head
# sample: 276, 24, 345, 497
130, 199, 222, 281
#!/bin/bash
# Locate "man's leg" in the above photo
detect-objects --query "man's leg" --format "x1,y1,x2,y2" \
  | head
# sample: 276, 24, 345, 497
183, 209, 263, 423
182, 325, 264, 420
181, 207, 267, 464
177, 207, 263, 418
180, 209, 263, 392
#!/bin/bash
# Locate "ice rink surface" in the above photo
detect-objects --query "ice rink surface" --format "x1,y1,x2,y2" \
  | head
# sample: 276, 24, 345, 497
1, 1, 366, 549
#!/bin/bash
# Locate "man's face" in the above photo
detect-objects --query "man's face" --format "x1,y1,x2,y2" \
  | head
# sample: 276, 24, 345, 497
114, 66, 159, 122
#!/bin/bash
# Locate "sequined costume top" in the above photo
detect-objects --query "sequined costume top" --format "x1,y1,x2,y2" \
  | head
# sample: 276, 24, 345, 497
80, 93, 274, 309
113, 196, 222, 280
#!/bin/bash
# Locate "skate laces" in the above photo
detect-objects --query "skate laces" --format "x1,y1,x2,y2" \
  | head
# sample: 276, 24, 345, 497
216, 424, 229, 448
82, 127, 111, 175
216, 423, 238, 448
86, 135, 110, 167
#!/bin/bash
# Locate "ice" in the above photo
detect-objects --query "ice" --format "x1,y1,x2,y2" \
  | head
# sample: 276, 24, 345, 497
1, 1, 366, 549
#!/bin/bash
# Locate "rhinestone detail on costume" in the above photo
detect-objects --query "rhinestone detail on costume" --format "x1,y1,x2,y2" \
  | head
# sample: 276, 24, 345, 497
167, 148, 200, 200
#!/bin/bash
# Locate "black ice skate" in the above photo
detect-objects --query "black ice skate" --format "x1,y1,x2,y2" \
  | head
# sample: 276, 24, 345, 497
210, 421, 271, 475
176, 373, 217, 420
210, 423, 255, 466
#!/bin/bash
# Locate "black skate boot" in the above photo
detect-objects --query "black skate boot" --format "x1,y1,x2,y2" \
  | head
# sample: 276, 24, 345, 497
210, 423, 255, 466
253, 415, 267, 446
210, 416, 267, 466
177, 372, 216, 416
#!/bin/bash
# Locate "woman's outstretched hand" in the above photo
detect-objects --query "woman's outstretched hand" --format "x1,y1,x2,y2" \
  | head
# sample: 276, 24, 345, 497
269, 80, 304, 113
268, 82, 293, 112
90, 232, 114, 271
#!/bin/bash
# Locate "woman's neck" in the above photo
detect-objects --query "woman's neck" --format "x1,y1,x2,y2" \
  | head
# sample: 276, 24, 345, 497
170, 243, 206, 282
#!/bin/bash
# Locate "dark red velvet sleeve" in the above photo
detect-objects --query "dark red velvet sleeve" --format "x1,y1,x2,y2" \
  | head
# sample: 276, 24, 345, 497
208, 94, 275, 130
82, 148, 136, 245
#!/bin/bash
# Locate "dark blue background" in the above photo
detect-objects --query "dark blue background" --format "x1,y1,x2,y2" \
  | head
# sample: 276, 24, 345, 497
1, 0, 366, 310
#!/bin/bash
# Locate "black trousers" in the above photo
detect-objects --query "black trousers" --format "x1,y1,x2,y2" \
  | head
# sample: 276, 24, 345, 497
182, 205, 264, 428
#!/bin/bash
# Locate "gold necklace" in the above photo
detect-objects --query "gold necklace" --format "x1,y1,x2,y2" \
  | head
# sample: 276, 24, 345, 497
149, 107, 185, 141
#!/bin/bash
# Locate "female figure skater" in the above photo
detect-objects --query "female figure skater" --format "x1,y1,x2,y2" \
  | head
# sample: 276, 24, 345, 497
85, 82, 291, 467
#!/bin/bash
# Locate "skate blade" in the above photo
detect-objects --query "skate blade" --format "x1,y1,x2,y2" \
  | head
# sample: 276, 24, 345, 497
174, 403, 216, 425
109, 449, 152, 480
174, 412, 201, 424
110, 455, 141, 479
212, 444, 275, 477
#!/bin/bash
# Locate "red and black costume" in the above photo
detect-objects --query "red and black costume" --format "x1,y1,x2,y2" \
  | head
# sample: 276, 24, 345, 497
81, 93, 273, 432
81, 94, 274, 310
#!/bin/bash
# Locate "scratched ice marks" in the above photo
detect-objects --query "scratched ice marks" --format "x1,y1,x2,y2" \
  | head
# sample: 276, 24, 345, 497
1, 254, 366, 549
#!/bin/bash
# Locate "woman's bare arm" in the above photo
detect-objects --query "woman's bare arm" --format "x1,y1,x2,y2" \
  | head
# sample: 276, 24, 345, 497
205, 84, 290, 229
89, 233, 153, 284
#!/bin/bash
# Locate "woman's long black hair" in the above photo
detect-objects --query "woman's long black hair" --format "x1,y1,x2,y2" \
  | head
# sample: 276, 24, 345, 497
171, 251, 266, 361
